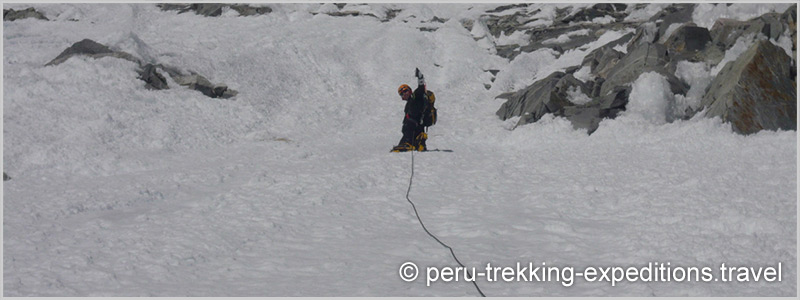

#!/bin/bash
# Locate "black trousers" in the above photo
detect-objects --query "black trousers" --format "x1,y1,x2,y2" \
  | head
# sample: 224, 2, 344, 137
399, 120, 426, 148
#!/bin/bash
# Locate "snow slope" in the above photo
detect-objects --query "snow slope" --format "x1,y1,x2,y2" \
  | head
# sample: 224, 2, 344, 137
3, 3, 797, 296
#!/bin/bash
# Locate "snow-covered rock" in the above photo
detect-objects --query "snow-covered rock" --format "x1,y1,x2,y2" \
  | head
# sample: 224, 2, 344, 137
495, 3, 795, 135
157, 3, 272, 17
3, 7, 48, 21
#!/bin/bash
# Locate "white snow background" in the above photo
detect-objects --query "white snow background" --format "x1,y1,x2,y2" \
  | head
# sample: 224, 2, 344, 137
3, 3, 797, 297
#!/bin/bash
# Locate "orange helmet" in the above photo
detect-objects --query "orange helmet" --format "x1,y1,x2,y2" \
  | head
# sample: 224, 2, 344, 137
398, 84, 411, 95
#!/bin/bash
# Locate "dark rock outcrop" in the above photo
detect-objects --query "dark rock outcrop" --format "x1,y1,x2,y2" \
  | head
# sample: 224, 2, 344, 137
581, 35, 630, 79
384, 9, 402, 22
484, 11, 529, 39
486, 4, 530, 14
308, 6, 401, 22
600, 43, 680, 96
495, 44, 520, 60
3, 7, 48, 21
496, 72, 567, 124
664, 24, 712, 61
166, 71, 237, 99
560, 3, 628, 24
782, 4, 797, 58
552, 84, 629, 134
626, 22, 659, 53
45, 39, 114, 66
47, 39, 237, 99
496, 70, 603, 130
783, 6, 797, 35
188, 4, 225, 17
158, 3, 272, 17
469, 4, 642, 61
648, 4, 695, 43
709, 18, 766, 54
709, 9, 794, 52
158, 4, 223, 16
498, 70, 631, 134
521, 25, 600, 56
138, 64, 169, 90
487, 4, 794, 135
326, 11, 376, 18
230, 5, 273, 16
497, 31, 688, 133
702, 40, 796, 134
554, 74, 592, 105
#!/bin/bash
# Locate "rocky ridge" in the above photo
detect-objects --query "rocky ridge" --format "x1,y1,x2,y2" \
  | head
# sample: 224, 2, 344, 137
491, 3, 796, 134
157, 3, 273, 17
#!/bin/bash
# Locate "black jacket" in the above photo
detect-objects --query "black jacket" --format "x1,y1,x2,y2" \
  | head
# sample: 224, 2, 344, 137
403, 84, 427, 125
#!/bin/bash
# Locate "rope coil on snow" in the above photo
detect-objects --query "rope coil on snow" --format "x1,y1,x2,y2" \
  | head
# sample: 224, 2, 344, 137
404, 151, 486, 297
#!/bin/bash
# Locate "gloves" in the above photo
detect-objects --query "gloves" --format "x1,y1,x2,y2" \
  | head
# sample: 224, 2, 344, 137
415, 68, 425, 86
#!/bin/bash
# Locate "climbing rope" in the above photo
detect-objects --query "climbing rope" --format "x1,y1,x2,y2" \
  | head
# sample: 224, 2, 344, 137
404, 150, 486, 297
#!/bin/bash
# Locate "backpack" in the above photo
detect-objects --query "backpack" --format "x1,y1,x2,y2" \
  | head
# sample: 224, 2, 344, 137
422, 90, 437, 127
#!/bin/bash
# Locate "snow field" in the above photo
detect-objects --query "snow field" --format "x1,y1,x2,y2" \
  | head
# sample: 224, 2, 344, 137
3, 3, 797, 296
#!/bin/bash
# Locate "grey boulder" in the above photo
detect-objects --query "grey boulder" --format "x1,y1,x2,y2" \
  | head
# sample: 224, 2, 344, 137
496, 72, 568, 125
3, 7, 48, 21
702, 40, 796, 134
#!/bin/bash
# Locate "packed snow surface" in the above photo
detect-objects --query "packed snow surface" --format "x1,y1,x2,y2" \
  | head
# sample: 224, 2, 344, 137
3, 3, 796, 297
